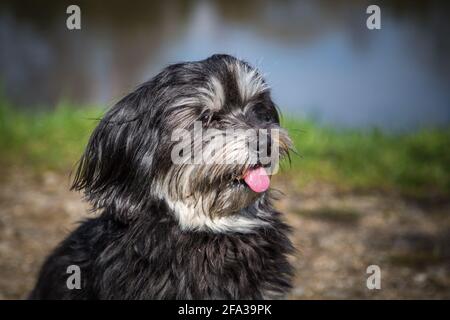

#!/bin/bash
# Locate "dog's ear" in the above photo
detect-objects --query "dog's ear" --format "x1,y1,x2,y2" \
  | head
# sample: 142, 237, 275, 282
71, 88, 159, 221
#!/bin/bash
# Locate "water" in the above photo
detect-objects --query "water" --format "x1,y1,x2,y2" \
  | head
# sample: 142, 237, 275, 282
0, 0, 449, 131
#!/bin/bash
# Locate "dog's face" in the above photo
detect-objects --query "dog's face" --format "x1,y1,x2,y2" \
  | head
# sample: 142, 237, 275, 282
73, 54, 292, 231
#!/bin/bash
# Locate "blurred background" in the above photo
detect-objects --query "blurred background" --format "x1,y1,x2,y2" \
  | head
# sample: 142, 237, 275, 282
0, 0, 449, 299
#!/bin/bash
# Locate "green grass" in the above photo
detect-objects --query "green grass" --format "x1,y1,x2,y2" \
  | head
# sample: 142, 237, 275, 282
282, 116, 450, 198
0, 102, 449, 198
0, 101, 104, 171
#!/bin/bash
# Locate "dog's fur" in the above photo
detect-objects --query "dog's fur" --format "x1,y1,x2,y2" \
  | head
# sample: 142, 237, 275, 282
29, 54, 294, 299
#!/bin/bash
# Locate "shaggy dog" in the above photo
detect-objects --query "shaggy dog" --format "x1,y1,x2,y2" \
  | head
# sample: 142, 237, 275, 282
30, 54, 294, 299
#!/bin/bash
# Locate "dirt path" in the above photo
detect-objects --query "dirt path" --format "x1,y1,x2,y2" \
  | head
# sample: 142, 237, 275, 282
0, 169, 449, 299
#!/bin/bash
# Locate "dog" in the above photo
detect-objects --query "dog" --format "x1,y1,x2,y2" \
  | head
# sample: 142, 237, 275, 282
29, 54, 294, 299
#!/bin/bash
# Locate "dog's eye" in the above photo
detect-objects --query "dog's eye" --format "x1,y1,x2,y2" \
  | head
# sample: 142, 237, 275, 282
261, 114, 273, 122
199, 111, 220, 126
199, 111, 211, 123
252, 106, 276, 124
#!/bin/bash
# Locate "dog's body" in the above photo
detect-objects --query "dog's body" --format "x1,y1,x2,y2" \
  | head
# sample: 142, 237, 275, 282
30, 54, 294, 299
30, 200, 292, 299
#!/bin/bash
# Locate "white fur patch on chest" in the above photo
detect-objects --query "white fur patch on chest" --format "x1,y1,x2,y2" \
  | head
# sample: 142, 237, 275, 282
167, 199, 269, 233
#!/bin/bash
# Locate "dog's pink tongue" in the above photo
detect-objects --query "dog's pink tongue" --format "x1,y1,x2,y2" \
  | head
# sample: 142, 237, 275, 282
244, 167, 270, 193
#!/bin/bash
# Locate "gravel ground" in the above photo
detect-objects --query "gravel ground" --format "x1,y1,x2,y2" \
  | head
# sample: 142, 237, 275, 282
0, 169, 449, 299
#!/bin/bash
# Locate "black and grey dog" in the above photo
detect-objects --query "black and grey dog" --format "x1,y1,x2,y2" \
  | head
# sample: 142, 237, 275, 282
30, 54, 294, 299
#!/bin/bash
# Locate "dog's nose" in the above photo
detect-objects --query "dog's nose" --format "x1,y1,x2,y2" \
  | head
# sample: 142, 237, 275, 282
256, 130, 272, 160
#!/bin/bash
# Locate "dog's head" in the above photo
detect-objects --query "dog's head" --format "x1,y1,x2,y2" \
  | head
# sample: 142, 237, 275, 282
73, 54, 292, 232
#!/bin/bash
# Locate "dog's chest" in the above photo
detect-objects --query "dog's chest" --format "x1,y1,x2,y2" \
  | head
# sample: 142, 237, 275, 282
97, 217, 292, 299
105, 232, 286, 298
